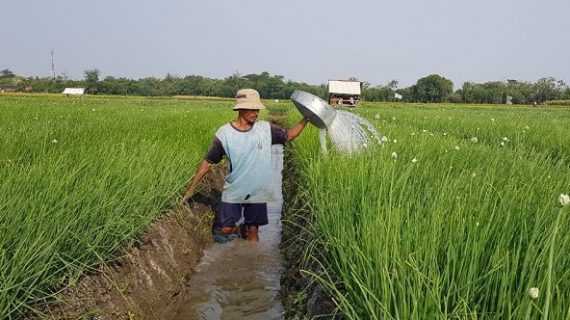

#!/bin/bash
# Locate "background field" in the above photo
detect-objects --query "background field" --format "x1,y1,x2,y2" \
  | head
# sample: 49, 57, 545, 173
1, 95, 569, 319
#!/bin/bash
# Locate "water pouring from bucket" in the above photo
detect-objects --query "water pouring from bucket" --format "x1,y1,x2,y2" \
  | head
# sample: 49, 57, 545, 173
290, 90, 384, 153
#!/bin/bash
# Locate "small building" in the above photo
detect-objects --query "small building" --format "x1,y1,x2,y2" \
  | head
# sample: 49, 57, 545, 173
63, 88, 86, 97
328, 80, 362, 107
0, 85, 17, 93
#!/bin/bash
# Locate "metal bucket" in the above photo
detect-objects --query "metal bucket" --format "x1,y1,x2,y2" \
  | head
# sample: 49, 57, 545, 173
290, 90, 337, 129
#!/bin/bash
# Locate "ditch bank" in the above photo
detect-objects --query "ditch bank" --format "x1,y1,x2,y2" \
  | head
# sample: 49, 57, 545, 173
28, 167, 225, 319
280, 150, 338, 319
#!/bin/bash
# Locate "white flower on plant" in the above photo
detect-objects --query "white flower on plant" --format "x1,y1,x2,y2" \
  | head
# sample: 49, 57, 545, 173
476, 222, 480, 227
422, 129, 428, 133
471, 172, 477, 178
500, 142, 505, 147
559, 194, 570, 206
502, 137, 510, 142
391, 152, 398, 159
411, 158, 418, 163
393, 139, 397, 143
374, 113, 380, 119
381, 136, 389, 143
411, 132, 415, 136
471, 137, 478, 143
528, 287, 539, 299
392, 117, 396, 120
51, 139, 58, 144
491, 118, 495, 122
92, 108, 96, 111
443, 132, 448, 136
454, 146, 460, 151
525, 125, 530, 130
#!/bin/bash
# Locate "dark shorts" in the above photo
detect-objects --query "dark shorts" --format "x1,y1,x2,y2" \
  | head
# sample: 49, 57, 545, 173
217, 202, 268, 227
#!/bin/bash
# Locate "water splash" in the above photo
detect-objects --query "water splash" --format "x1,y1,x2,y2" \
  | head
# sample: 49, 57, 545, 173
319, 128, 328, 154
324, 110, 384, 153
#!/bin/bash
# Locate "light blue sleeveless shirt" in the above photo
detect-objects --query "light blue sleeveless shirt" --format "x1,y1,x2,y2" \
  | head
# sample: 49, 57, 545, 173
215, 121, 273, 203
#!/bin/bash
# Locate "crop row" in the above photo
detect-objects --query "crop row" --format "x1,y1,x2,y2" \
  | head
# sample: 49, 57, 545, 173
290, 104, 570, 319
0, 96, 233, 318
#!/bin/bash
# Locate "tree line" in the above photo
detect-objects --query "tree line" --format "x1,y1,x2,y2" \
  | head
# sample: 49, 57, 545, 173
1, 69, 569, 105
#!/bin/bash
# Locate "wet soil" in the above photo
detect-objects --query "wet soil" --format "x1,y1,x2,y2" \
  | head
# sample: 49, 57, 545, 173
28, 167, 225, 320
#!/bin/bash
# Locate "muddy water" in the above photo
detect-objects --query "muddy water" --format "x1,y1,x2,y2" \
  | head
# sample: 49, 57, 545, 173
173, 145, 285, 320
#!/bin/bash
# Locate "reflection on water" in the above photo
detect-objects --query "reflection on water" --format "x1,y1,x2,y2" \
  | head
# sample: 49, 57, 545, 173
173, 145, 284, 320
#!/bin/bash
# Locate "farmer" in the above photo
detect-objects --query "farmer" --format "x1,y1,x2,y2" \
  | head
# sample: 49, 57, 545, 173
182, 88, 309, 242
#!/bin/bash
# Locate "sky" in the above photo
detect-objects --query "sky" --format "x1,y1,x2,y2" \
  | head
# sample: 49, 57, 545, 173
1, 0, 569, 88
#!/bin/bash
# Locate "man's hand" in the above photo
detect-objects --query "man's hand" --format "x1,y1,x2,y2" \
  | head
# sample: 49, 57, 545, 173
181, 160, 213, 205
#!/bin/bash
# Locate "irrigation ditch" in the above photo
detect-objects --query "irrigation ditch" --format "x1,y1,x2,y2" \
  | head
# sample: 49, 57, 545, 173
27, 113, 338, 320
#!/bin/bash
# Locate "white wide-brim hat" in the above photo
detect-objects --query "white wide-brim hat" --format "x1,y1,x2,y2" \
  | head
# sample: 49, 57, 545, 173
233, 88, 265, 110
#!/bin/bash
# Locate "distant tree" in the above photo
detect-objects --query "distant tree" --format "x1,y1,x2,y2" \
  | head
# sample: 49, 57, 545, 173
448, 91, 463, 103
386, 79, 399, 90
84, 69, 100, 83
396, 86, 416, 102
362, 86, 393, 102
98, 76, 131, 95
0, 69, 15, 79
505, 80, 534, 104
534, 77, 561, 103
84, 69, 100, 94
415, 74, 453, 103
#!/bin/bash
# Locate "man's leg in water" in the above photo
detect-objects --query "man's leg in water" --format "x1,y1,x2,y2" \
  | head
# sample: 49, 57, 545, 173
221, 226, 239, 234
243, 203, 268, 242
246, 225, 259, 242
218, 202, 241, 239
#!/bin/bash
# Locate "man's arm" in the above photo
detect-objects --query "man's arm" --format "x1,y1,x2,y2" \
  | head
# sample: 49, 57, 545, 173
182, 160, 213, 201
286, 117, 309, 142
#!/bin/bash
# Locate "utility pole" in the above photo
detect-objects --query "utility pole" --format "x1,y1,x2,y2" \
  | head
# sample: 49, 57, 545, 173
50, 49, 55, 80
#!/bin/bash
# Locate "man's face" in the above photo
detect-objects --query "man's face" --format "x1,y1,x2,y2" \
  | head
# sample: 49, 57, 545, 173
239, 109, 259, 124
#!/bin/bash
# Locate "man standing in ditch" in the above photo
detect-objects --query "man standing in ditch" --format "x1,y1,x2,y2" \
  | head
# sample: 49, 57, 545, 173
183, 88, 309, 242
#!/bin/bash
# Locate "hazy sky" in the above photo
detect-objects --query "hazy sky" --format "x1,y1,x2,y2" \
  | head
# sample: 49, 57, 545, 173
2, 0, 569, 88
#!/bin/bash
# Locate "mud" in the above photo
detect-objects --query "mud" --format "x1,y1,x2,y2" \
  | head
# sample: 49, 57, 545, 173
28, 167, 226, 320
